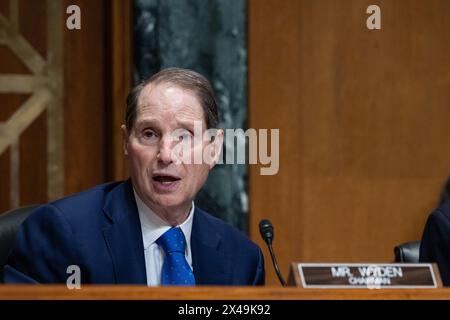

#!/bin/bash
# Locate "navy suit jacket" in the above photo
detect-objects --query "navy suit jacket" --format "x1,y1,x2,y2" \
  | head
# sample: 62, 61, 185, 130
5, 180, 265, 285
419, 201, 450, 286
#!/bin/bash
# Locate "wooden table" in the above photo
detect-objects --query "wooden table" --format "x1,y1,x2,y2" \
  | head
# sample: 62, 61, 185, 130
0, 286, 449, 300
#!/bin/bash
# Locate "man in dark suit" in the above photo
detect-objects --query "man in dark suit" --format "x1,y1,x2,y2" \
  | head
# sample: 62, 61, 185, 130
419, 201, 450, 286
5, 68, 265, 286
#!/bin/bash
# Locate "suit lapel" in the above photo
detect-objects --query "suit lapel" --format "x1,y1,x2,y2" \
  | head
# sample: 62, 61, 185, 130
102, 184, 232, 285
191, 209, 232, 285
102, 180, 147, 284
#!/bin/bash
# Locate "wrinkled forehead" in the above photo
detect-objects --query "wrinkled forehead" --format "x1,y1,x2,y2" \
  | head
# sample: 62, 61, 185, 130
137, 82, 205, 120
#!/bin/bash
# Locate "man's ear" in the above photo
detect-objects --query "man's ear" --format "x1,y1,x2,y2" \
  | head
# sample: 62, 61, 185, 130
208, 129, 224, 169
121, 125, 129, 156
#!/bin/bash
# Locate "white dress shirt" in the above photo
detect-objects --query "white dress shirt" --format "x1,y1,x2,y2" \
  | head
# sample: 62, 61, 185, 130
134, 190, 194, 286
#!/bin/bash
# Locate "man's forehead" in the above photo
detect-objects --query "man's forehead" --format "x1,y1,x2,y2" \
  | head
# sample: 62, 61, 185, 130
135, 82, 206, 124
139, 82, 196, 103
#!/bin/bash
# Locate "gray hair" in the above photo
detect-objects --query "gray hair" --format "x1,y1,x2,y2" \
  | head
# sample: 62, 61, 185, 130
125, 68, 219, 131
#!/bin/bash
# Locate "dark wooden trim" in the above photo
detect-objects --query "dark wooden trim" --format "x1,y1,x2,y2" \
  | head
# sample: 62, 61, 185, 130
105, 0, 133, 181
1, 285, 450, 300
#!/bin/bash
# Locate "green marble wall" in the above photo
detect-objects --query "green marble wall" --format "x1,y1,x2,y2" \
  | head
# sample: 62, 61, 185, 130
134, 0, 248, 232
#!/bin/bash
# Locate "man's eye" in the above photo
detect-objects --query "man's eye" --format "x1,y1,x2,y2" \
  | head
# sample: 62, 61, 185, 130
176, 131, 192, 141
143, 130, 157, 139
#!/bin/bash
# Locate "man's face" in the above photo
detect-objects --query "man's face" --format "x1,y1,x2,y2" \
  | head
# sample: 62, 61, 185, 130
122, 82, 222, 215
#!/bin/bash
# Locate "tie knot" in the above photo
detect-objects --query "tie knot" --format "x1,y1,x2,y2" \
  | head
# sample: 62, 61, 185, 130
156, 227, 186, 254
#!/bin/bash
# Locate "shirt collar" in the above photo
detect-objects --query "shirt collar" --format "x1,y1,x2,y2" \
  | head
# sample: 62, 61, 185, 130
133, 189, 194, 250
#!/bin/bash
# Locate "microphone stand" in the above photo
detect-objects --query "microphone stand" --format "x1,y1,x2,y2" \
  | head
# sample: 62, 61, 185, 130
259, 219, 286, 286
266, 238, 286, 286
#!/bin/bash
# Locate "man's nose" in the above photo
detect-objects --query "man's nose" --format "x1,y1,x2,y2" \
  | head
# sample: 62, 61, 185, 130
157, 136, 174, 164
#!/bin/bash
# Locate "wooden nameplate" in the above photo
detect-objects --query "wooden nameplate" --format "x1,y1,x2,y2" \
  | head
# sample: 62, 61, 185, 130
287, 263, 442, 288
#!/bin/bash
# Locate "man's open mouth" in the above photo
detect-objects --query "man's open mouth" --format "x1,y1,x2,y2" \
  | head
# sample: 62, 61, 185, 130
152, 174, 181, 184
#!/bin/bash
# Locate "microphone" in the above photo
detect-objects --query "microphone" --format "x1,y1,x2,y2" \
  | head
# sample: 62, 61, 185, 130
259, 219, 286, 286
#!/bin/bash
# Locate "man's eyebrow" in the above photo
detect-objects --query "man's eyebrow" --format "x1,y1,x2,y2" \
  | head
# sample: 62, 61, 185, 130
177, 120, 197, 130
135, 119, 158, 128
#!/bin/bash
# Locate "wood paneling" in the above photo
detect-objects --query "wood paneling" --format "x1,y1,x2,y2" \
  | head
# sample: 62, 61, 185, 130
19, 111, 47, 205
16, 1, 47, 206
1, 0, 110, 211
0, 94, 28, 212
0, 46, 29, 73
105, 0, 132, 182
249, 0, 450, 285
0, 0, 49, 209
63, 0, 106, 194
19, 0, 46, 58
248, 0, 303, 286
0, 149, 10, 213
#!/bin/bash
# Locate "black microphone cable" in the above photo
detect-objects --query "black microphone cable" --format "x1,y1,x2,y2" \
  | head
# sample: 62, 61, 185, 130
259, 219, 286, 286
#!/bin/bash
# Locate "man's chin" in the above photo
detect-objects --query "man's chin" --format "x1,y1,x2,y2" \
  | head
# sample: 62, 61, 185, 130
151, 195, 186, 209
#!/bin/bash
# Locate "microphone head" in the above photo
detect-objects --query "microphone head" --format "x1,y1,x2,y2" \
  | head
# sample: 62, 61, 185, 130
259, 219, 274, 244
